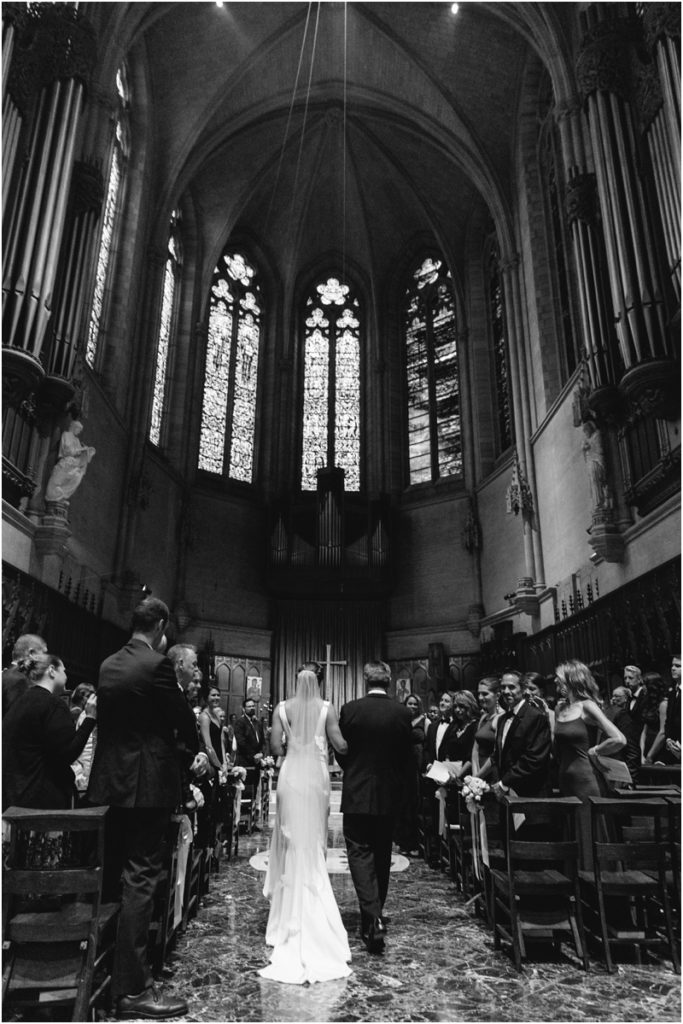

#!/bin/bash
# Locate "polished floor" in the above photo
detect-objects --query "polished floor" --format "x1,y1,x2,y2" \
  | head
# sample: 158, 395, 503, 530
141, 788, 682, 1024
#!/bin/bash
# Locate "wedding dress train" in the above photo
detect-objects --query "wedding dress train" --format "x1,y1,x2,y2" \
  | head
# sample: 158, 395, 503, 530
259, 700, 351, 984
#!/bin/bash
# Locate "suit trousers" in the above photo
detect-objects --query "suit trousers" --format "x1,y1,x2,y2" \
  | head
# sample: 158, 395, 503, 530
104, 806, 171, 1000
343, 812, 394, 927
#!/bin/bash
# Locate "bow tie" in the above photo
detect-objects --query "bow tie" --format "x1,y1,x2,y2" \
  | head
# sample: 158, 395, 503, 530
440, 716, 451, 724
502, 710, 515, 721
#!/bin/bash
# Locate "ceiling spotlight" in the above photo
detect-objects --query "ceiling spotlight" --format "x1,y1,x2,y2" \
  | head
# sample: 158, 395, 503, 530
215, 1, 224, 7
451, 3, 459, 13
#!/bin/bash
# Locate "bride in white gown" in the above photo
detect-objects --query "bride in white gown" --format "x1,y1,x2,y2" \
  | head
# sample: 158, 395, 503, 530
259, 667, 352, 984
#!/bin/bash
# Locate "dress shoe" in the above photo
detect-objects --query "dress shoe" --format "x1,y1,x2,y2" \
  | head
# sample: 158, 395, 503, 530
362, 916, 386, 953
117, 986, 188, 1019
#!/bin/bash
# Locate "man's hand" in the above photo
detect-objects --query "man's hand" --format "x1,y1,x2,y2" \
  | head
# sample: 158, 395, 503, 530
254, 752, 263, 763
490, 781, 508, 804
190, 752, 209, 777
84, 694, 98, 720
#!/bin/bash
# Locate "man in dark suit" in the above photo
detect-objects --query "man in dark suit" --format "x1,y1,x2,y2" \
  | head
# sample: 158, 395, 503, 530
337, 660, 412, 953
234, 695, 265, 826
87, 598, 208, 1021
2, 632, 46, 717
491, 669, 551, 802
624, 663, 647, 742
3, 652, 96, 809
664, 655, 681, 763
422, 690, 456, 769
605, 686, 641, 781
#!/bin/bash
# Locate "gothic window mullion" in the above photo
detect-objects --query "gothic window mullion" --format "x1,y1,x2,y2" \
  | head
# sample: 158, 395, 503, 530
328, 312, 338, 469
423, 294, 440, 481
222, 301, 240, 474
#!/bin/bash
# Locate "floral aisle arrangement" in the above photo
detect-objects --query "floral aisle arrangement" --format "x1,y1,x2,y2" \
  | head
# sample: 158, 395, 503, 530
461, 775, 490, 813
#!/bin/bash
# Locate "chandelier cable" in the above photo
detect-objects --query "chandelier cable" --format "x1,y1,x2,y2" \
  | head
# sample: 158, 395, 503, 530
286, 0, 321, 243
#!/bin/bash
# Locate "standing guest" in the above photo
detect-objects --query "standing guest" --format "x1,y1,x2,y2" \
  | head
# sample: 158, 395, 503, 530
624, 664, 647, 738
442, 691, 479, 779
554, 660, 625, 868
423, 691, 456, 769
471, 676, 503, 781
491, 669, 552, 803
87, 598, 208, 1021
641, 672, 668, 764
426, 703, 440, 727
69, 681, 95, 724
337, 660, 413, 953
3, 653, 96, 809
198, 686, 225, 771
521, 671, 555, 736
2, 633, 47, 717
71, 684, 97, 800
604, 686, 642, 781
394, 694, 426, 856
235, 694, 266, 829
664, 655, 681, 764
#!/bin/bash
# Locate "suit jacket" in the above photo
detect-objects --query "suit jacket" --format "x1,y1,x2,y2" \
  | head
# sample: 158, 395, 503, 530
423, 717, 458, 769
87, 638, 199, 809
2, 665, 29, 718
338, 693, 413, 816
629, 687, 648, 735
493, 700, 551, 797
3, 686, 96, 809
605, 705, 641, 778
234, 714, 264, 768
665, 684, 681, 743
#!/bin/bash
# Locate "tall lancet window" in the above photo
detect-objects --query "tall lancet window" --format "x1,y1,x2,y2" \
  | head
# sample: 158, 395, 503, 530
300, 275, 361, 492
198, 250, 261, 482
149, 210, 182, 446
486, 239, 514, 453
86, 65, 130, 368
404, 256, 461, 485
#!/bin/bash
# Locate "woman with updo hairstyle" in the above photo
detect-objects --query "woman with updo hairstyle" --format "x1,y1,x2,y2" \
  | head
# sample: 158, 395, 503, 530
554, 659, 625, 868
472, 676, 503, 781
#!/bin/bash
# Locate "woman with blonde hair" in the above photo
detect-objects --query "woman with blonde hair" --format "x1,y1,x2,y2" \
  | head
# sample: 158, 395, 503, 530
554, 659, 625, 867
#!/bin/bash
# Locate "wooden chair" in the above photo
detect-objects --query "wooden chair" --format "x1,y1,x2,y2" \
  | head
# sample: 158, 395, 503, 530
638, 763, 681, 788
2, 805, 119, 1022
441, 788, 474, 894
417, 779, 439, 867
491, 796, 589, 971
149, 816, 183, 976
579, 796, 679, 973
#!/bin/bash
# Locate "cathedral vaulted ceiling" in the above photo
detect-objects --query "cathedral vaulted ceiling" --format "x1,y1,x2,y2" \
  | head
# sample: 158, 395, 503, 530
102, 2, 574, 287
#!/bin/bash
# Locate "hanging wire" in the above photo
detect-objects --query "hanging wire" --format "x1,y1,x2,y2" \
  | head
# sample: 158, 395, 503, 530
264, 2, 314, 236
286, 1, 322, 242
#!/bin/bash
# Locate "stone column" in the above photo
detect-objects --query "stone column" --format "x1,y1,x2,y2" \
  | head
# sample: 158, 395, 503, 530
2, 4, 96, 400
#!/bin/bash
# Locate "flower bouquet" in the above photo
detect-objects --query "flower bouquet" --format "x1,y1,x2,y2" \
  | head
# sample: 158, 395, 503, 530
261, 755, 276, 779
461, 775, 490, 813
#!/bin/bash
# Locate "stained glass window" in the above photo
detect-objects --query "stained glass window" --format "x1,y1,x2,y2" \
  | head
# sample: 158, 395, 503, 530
487, 240, 514, 452
404, 256, 461, 485
198, 250, 261, 482
86, 65, 129, 368
301, 276, 360, 491
148, 212, 181, 446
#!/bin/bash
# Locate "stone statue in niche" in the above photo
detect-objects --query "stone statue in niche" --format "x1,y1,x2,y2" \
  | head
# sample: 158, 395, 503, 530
581, 420, 611, 510
45, 421, 96, 503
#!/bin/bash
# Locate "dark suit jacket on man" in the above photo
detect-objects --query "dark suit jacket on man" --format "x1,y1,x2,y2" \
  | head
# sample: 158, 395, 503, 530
665, 684, 681, 744
423, 717, 458, 770
338, 693, 413, 816
605, 705, 641, 779
628, 687, 648, 739
2, 665, 30, 718
88, 638, 199, 809
493, 701, 551, 797
3, 685, 96, 809
234, 714, 265, 769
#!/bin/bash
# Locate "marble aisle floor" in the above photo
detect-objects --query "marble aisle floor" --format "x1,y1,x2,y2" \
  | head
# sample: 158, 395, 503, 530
120, 791, 680, 1023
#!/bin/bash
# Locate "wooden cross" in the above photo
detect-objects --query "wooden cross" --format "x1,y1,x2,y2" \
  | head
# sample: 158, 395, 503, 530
318, 644, 347, 683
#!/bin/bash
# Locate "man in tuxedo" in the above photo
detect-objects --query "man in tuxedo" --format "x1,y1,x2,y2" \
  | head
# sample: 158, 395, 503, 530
664, 655, 681, 763
337, 660, 412, 953
491, 669, 551, 803
88, 598, 208, 1021
605, 686, 641, 780
624, 664, 647, 741
2, 632, 46, 717
422, 691, 456, 769
234, 696, 265, 826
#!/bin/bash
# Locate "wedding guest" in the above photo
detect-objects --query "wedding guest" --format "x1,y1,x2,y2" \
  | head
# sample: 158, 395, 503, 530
2, 633, 46, 717
554, 660, 625, 868
69, 681, 95, 724
199, 686, 225, 771
395, 693, 426, 855
641, 672, 668, 764
442, 690, 478, 779
3, 653, 97, 809
472, 676, 503, 781
521, 671, 555, 736
624, 663, 647, 737
426, 703, 440, 726
664, 655, 681, 763
235, 695, 267, 829
491, 669, 552, 802
423, 691, 455, 769
604, 686, 641, 781
71, 684, 97, 801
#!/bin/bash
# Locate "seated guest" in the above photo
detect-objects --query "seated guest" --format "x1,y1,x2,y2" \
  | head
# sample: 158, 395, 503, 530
3, 653, 97, 809
664, 654, 681, 764
641, 671, 668, 764
2, 633, 47, 717
521, 671, 555, 736
442, 691, 478, 780
604, 686, 641, 781
472, 676, 503, 781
